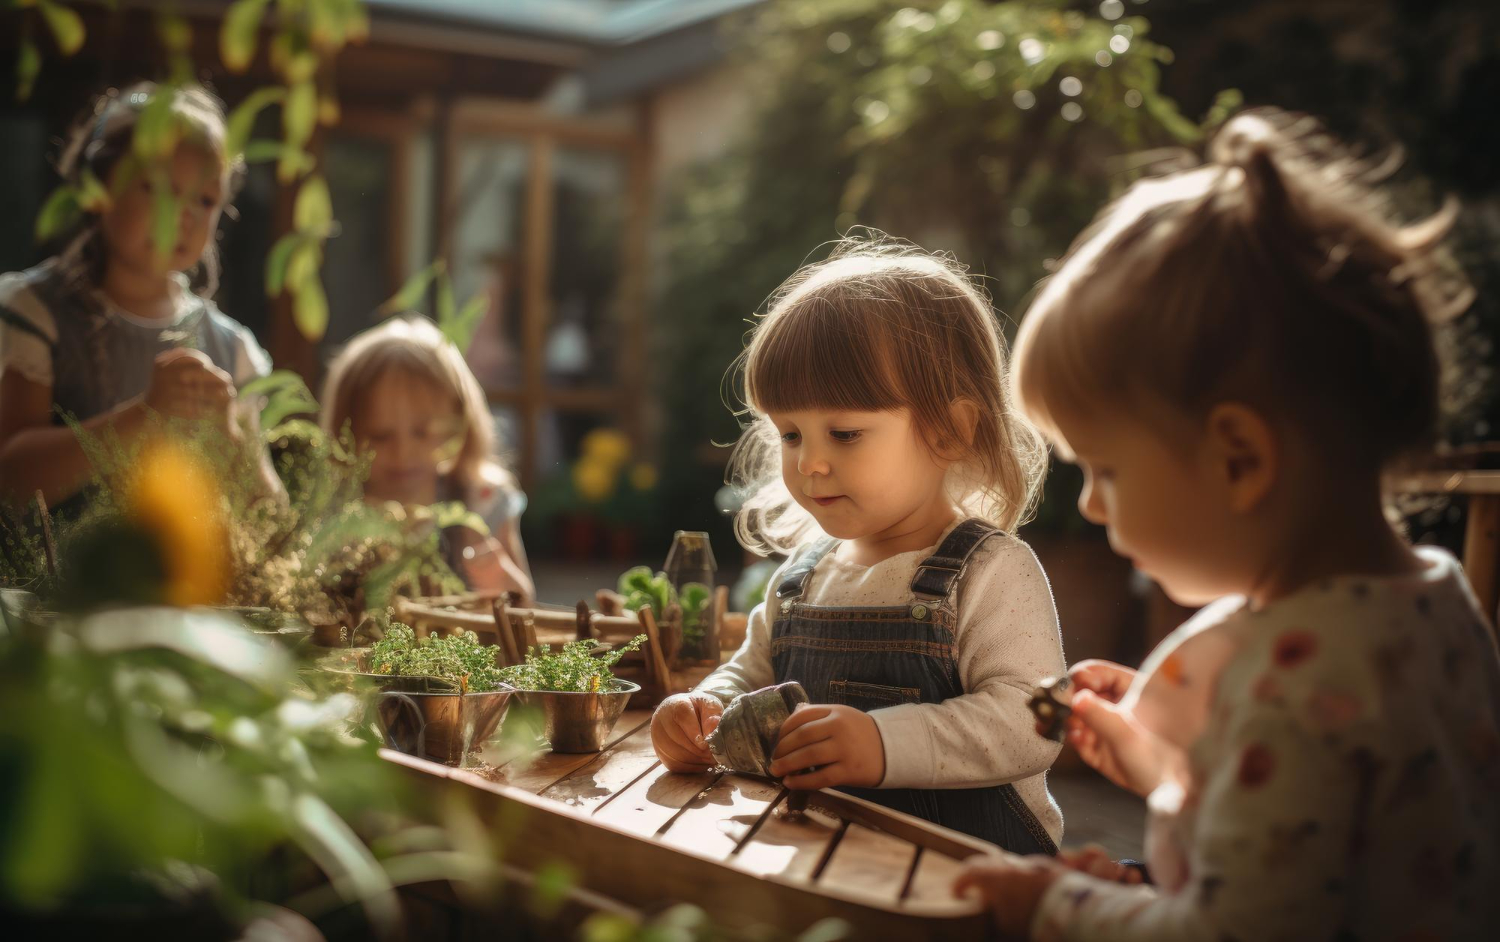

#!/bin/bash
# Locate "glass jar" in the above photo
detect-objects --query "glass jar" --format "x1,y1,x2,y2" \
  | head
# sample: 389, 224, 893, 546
663, 530, 718, 663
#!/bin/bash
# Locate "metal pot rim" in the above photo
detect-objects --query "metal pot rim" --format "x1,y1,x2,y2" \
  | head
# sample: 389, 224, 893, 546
513, 678, 641, 696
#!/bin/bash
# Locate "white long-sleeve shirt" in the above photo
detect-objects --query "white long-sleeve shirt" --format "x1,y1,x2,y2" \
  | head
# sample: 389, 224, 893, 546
700, 525, 1067, 845
1033, 546, 1500, 941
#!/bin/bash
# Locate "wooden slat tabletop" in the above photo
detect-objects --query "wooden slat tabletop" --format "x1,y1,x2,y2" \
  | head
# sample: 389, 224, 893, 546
468, 706, 993, 916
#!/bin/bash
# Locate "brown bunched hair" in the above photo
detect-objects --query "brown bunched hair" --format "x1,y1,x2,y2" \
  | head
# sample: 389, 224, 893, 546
1011, 108, 1472, 471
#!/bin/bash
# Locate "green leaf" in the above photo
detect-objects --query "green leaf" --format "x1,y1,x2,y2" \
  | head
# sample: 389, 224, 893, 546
240, 139, 286, 163
156, 12, 190, 54
293, 175, 333, 233
285, 239, 321, 293
276, 146, 314, 183
284, 81, 317, 150
76, 607, 292, 689
33, 184, 80, 242
225, 86, 285, 159
241, 369, 319, 428
441, 294, 487, 354
133, 86, 179, 159
289, 792, 399, 929
379, 259, 445, 316
75, 168, 108, 211
294, 277, 329, 341
530, 861, 576, 920
37, 0, 85, 56
264, 232, 303, 296
15, 37, 41, 101
220, 0, 270, 73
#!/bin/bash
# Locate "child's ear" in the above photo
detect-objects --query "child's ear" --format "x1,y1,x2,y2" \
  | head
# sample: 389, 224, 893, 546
1203, 403, 1277, 513
935, 399, 981, 463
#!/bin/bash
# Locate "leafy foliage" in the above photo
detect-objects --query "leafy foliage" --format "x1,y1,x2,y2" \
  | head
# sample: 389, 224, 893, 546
654, 0, 1208, 540
367, 624, 505, 693
498, 636, 645, 693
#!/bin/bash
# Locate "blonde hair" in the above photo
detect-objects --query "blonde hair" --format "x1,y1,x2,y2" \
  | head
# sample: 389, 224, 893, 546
320, 316, 516, 495
1011, 108, 1473, 469
727, 236, 1048, 556
56, 81, 239, 294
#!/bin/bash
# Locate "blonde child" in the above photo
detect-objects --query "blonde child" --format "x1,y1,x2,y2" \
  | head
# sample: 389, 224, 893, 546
321, 315, 534, 604
650, 239, 1067, 853
955, 109, 1500, 939
0, 82, 275, 507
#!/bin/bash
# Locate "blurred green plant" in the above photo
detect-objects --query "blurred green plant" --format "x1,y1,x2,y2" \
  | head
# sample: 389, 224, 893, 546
0, 602, 497, 937
378, 259, 490, 354
8, 0, 368, 341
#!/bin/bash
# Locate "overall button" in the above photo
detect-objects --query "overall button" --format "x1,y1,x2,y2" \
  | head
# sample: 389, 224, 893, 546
910, 603, 929, 620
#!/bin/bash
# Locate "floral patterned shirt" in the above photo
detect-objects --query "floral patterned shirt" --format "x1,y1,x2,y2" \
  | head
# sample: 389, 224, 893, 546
1033, 546, 1500, 942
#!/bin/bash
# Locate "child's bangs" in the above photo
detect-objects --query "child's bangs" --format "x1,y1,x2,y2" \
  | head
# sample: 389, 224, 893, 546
746, 300, 905, 416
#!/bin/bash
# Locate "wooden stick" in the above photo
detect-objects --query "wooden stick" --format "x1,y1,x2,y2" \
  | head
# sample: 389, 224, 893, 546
491, 599, 522, 666
34, 491, 56, 581
635, 606, 672, 700
575, 600, 593, 641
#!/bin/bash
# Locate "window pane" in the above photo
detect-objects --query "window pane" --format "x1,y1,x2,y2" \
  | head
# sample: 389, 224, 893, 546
321, 133, 394, 353
453, 137, 529, 392
547, 148, 627, 389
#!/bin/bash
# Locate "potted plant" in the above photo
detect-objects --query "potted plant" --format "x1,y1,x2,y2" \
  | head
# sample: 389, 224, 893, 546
498, 636, 645, 753
340, 624, 515, 766
616, 565, 717, 666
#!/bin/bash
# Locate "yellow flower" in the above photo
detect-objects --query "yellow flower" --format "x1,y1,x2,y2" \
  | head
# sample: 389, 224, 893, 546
629, 463, 658, 491
127, 440, 230, 607
572, 457, 617, 504
580, 428, 631, 469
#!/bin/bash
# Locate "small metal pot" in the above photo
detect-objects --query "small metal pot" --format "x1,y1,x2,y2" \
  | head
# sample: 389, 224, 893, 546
375, 685, 515, 766
704, 681, 809, 777
317, 651, 514, 766
516, 680, 641, 753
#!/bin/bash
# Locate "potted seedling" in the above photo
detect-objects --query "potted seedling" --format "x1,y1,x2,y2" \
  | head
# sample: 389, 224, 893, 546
499, 635, 645, 753
328, 624, 514, 766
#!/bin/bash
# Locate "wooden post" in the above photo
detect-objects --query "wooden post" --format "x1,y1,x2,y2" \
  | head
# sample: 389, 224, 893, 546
1465, 494, 1500, 628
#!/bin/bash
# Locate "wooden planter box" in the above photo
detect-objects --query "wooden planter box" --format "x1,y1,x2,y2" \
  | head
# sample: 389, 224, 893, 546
385, 709, 998, 938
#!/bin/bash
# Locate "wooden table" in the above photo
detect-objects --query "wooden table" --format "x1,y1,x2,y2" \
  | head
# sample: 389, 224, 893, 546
386, 709, 997, 938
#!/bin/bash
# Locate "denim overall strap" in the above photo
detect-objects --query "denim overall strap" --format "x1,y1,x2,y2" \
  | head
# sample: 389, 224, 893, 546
911, 518, 1003, 599
775, 535, 837, 600
769, 520, 1056, 855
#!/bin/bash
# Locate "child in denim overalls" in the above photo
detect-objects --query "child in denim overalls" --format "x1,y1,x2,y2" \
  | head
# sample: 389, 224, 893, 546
650, 237, 1067, 853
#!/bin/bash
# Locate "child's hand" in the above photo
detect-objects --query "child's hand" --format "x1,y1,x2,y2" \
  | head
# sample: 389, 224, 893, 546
1068, 658, 1136, 703
651, 692, 723, 772
1055, 844, 1146, 885
1064, 690, 1164, 798
144, 349, 235, 424
768, 703, 885, 789
952, 853, 1064, 940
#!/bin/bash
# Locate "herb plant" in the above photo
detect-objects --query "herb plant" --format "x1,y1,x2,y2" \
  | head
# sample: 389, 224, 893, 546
367, 624, 504, 693
499, 636, 646, 693
617, 566, 673, 619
